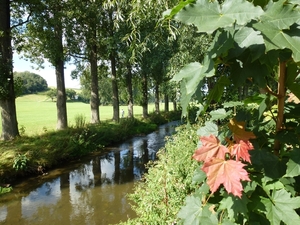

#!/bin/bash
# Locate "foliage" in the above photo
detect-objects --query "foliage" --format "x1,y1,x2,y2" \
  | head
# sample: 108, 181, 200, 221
118, 125, 200, 225
0, 186, 13, 195
14, 71, 48, 94
45, 88, 56, 101
74, 114, 86, 128
13, 153, 28, 171
0, 113, 171, 182
145, 110, 181, 125
165, 0, 300, 224
66, 88, 77, 100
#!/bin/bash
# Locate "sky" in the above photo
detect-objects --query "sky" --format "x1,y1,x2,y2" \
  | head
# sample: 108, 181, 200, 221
13, 54, 81, 89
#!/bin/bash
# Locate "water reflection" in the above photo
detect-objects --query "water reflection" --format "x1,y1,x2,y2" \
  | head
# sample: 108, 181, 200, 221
0, 121, 179, 225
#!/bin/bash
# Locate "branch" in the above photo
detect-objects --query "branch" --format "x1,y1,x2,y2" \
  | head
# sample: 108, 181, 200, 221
10, 10, 32, 30
67, 52, 88, 60
262, 85, 279, 97
274, 61, 286, 155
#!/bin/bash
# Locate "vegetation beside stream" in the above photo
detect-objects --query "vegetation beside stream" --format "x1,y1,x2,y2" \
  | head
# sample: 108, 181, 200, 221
118, 124, 200, 225
0, 110, 181, 192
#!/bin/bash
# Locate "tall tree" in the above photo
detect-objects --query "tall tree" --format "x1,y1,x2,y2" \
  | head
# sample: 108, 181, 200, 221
0, 0, 19, 140
19, 0, 68, 129
66, 0, 102, 123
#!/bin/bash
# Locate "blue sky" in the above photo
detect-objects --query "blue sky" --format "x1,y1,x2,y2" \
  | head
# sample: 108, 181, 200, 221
13, 54, 81, 89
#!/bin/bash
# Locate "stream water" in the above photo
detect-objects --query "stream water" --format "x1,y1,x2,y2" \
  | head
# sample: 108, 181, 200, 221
0, 121, 179, 225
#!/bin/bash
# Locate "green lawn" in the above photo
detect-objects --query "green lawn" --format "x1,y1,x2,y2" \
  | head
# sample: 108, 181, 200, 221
1, 94, 171, 136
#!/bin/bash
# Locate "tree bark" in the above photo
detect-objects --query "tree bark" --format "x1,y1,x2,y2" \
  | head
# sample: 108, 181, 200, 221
141, 73, 148, 118
164, 94, 169, 112
126, 64, 134, 118
54, 12, 67, 130
90, 42, 100, 123
0, 0, 19, 140
154, 82, 159, 113
111, 53, 119, 122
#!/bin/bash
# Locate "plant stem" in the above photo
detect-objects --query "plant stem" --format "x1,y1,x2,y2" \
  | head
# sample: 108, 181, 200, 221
274, 61, 286, 155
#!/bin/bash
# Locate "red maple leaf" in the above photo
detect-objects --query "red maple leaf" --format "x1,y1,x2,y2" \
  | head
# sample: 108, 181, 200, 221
193, 135, 229, 163
202, 158, 250, 198
231, 140, 254, 163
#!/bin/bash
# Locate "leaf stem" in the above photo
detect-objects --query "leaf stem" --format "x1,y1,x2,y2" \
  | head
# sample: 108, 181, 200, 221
274, 61, 286, 155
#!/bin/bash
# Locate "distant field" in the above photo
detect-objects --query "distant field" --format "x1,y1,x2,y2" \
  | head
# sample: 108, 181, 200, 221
0, 94, 172, 136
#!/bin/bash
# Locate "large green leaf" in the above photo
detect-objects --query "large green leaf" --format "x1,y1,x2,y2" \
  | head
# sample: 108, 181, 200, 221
209, 108, 228, 121
258, 0, 300, 30
197, 121, 218, 137
175, 0, 263, 34
172, 56, 214, 116
177, 195, 218, 225
286, 148, 300, 177
253, 0, 300, 61
219, 194, 249, 221
208, 30, 234, 58
234, 27, 264, 49
172, 62, 207, 95
261, 189, 300, 225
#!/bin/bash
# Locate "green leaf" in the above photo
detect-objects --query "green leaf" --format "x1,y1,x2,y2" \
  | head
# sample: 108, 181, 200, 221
205, 76, 230, 110
163, 0, 195, 19
234, 27, 264, 49
223, 101, 243, 108
259, 0, 300, 30
286, 148, 300, 177
219, 193, 250, 221
261, 189, 300, 225
258, 96, 267, 120
175, 0, 263, 34
192, 167, 207, 185
253, 0, 300, 61
172, 59, 214, 116
177, 195, 218, 225
243, 94, 265, 105
208, 30, 234, 58
210, 108, 228, 121
197, 121, 218, 137
250, 149, 287, 179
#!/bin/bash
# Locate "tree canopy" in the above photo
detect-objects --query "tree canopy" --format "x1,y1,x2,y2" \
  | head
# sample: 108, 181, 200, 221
14, 71, 48, 94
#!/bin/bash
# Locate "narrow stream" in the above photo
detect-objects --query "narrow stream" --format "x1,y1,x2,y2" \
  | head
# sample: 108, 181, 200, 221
0, 121, 179, 225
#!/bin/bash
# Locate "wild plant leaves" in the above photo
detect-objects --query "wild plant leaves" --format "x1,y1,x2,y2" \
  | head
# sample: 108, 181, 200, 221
231, 140, 254, 163
261, 189, 300, 225
193, 134, 253, 198
228, 118, 256, 141
202, 158, 250, 198
175, 0, 263, 34
193, 135, 229, 162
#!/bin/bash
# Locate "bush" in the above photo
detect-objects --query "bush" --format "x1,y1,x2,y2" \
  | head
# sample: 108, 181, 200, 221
119, 125, 200, 225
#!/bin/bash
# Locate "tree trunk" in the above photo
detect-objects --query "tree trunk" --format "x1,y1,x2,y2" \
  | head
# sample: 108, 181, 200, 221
55, 15, 67, 130
111, 54, 119, 122
173, 99, 177, 111
164, 94, 169, 112
126, 64, 134, 118
90, 43, 100, 123
141, 73, 148, 118
0, 0, 19, 140
154, 82, 159, 113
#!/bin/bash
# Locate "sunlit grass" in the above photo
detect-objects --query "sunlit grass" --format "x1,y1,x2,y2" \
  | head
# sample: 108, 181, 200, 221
1, 94, 172, 136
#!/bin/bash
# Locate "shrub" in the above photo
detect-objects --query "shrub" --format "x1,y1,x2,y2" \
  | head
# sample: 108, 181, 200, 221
119, 125, 199, 225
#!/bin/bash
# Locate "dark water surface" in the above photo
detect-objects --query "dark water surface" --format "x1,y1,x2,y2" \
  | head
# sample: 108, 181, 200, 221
0, 121, 179, 225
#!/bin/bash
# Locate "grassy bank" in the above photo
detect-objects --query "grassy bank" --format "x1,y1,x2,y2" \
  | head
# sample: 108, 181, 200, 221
1, 94, 174, 136
0, 110, 181, 188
